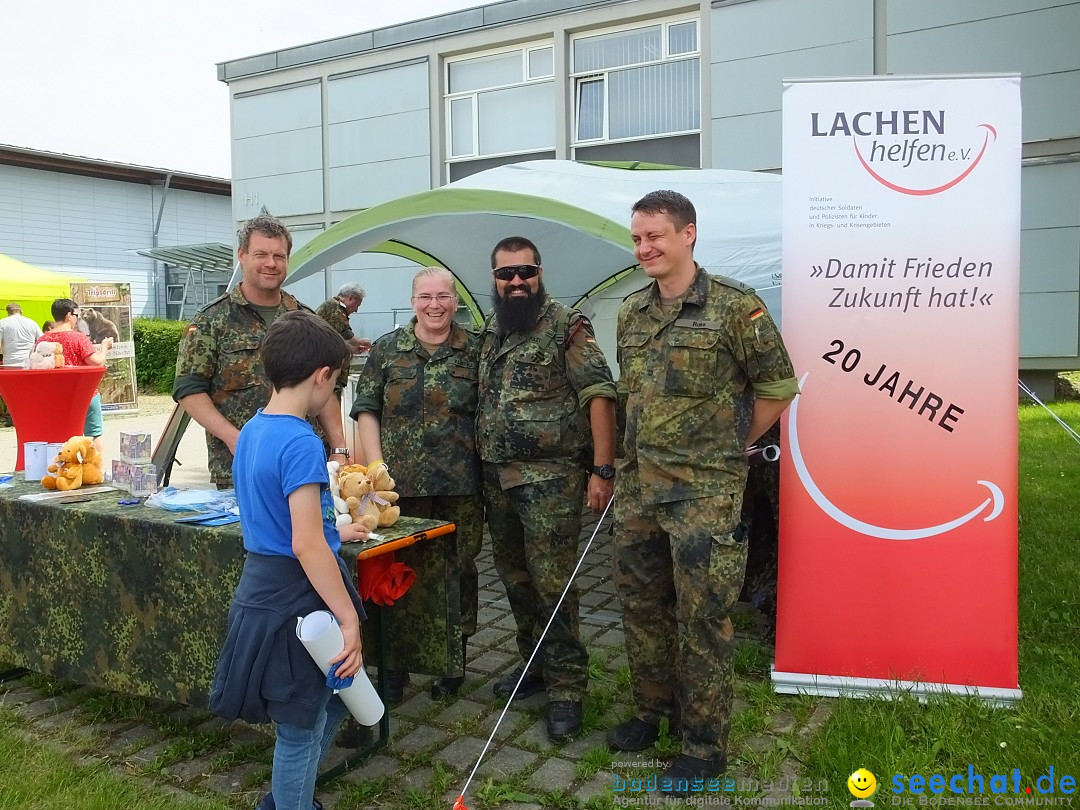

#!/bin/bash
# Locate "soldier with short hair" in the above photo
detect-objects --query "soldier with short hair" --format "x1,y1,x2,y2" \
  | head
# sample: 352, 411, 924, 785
316, 282, 371, 356
173, 213, 350, 487
477, 236, 617, 742
351, 267, 483, 702
609, 190, 798, 794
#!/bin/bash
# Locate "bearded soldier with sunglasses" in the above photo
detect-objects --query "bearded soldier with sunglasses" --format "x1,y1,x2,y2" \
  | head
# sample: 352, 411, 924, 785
476, 236, 616, 742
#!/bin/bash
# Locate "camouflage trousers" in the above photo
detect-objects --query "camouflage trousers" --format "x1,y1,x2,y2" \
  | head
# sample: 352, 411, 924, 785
482, 464, 588, 700
396, 494, 484, 638
613, 477, 747, 761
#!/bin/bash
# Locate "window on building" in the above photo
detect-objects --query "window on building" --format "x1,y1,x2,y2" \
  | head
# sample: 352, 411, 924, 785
445, 44, 556, 165
571, 17, 700, 146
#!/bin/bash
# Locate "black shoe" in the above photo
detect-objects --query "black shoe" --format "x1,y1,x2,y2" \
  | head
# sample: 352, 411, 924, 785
492, 668, 545, 700
384, 670, 410, 703
660, 754, 727, 797
547, 700, 582, 741
430, 675, 465, 700
607, 717, 660, 751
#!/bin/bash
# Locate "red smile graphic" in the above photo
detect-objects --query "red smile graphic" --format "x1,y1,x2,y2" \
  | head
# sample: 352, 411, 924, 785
853, 123, 997, 196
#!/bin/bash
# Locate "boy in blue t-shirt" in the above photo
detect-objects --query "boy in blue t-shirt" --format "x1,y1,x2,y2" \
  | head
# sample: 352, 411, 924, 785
209, 309, 370, 810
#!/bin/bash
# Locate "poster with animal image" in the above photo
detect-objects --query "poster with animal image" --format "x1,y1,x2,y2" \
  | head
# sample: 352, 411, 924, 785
70, 282, 137, 413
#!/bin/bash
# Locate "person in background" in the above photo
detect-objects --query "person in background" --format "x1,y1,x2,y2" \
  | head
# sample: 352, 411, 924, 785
1, 302, 43, 367
352, 267, 482, 702
172, 214, 350, 488
609, 190, 798, 794
37, 299, 113, 457
476, 236, 617, 742
208, 309, 368, 810
316, 282, 371, 356
41, 320, 56, 333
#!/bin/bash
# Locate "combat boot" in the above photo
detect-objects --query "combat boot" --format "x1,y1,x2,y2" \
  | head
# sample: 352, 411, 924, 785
660, 754, 727, 797
431, 636, 467, 699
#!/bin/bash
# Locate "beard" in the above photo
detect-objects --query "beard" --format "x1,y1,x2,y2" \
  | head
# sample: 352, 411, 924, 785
493, 280, 545, 336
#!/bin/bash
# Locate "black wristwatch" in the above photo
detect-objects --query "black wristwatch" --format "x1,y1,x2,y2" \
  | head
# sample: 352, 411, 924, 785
592, 464, 615, 480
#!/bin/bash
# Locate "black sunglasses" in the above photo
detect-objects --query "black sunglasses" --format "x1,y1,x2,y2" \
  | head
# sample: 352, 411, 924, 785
493, 264, 540, 282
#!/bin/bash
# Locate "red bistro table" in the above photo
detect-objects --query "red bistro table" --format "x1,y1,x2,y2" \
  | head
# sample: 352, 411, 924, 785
0, 366, 104, 471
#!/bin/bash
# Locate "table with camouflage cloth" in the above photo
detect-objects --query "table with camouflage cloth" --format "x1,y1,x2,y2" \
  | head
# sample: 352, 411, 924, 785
0, 481, 460, 707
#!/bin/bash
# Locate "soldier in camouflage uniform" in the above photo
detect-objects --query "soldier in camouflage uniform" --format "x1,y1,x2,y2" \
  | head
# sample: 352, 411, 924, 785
477, 236, 617, 742
316, 282, 371, 394
609, 191, 798, 793
351, 267, 483, 701
173, 214, 349, 487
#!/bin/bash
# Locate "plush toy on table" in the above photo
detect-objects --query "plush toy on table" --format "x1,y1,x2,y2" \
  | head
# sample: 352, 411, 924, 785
42, 435, 104, 491
27, 342, 66, 369
336, 462, 400, 531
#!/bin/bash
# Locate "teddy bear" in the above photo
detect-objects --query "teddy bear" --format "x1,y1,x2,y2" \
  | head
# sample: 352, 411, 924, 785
338, 463, 401, 530
27, 342, 65, 369
42, 435, 104, 491
326, 460, 354, 529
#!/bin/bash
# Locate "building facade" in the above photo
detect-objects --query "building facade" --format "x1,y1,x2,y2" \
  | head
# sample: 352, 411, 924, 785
217, 0, 1080, 388
0, 146, 233, 321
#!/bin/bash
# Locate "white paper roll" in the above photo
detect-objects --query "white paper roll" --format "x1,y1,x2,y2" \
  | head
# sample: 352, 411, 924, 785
24, 442, 48, 481
295, 610, 384, 726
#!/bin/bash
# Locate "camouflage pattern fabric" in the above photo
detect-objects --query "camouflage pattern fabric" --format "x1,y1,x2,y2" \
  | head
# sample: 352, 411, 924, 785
172, 285, 308, 487
482, 464, 588, 701
616, 265, 798, 506
0, 481, 459, 706
315, 297, 355, 341
476, 296, 616, 490
351, 321, 481, 497
612, 488, 747, 760
315, 297, 354, 394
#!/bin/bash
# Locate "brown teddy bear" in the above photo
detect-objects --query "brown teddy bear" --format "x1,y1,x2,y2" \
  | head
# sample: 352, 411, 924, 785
42, 435, 104, 491
338, 463, 401, 530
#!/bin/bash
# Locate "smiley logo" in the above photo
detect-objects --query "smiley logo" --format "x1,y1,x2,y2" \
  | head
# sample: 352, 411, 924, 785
848, 768, 877, 799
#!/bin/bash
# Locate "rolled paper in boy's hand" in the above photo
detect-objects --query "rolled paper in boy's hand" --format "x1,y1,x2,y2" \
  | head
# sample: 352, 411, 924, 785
295, 610, 384, 725
745, 444, 781, 466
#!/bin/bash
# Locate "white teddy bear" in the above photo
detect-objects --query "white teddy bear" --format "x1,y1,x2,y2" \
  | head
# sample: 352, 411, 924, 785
326, 460, 353, 529
27, 342, 64, 369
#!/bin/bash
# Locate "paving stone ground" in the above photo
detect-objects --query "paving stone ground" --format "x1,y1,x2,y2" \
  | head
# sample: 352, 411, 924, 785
0, 507, 823, 810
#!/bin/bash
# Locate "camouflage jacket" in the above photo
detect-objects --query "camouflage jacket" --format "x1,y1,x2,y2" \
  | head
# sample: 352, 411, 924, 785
617, 265, 798, 505
351, 321, 481, 497
315, 297, 354, 341
172, 284, 309, 484
477, 296, 616, 489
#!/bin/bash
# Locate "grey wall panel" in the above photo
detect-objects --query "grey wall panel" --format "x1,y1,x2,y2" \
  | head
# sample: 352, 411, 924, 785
328, 63, 429, 123
328, 158, 431, 211
233, 83, 322, 139
712, 0, 872, 62
1020, 227, 1080, 293
711, 110, 781, 170
711, 41, 872, 118
233, 129, 324, 179
887, 4, 1080, 78
888, 0, 1077, 34
329, 111, 431, 167
1021, 163, 1080, 231
232, 172, 324, 219
1020, 291, 1079, 357
1020, 72, 1080, 142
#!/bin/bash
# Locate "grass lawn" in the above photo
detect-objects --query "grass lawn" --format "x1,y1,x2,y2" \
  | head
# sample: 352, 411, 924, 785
801, 402, 1080, 804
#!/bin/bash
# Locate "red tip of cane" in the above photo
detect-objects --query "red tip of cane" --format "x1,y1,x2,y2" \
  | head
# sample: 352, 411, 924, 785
453, 795, 468, 810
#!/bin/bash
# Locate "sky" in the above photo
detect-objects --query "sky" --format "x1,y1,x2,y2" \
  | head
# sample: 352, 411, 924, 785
2, 0, 485, 178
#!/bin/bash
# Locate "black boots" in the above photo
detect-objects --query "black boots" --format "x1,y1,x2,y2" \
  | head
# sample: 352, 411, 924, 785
430, 636, 468, 700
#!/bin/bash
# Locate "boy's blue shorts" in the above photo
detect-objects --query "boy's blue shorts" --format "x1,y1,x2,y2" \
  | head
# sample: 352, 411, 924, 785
84, 392, 103, 438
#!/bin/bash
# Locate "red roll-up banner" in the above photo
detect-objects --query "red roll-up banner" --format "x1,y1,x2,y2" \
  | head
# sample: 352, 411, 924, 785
775, 76, 1021, 702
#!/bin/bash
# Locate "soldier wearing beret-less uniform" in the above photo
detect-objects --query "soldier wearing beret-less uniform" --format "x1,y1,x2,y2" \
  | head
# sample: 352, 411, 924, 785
172, 214, 350, 488
477, 236, 617, 743
609, 191, 798, 795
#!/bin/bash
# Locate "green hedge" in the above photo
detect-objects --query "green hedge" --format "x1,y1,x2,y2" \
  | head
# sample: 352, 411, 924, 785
133, 318, 187, 394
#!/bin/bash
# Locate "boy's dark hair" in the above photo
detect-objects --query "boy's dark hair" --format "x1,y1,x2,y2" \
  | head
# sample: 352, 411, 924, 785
632, 190, 698, 249
490, 236, 541, 268
51, 298, 78, 321
262, 310, 349, 390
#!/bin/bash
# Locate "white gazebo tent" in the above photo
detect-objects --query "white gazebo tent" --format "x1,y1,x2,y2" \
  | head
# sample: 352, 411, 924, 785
288, 161, 782, 371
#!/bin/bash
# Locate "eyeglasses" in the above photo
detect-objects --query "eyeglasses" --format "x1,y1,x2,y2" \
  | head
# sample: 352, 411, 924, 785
413, 293, 455, 304
493, 264, 540, 282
